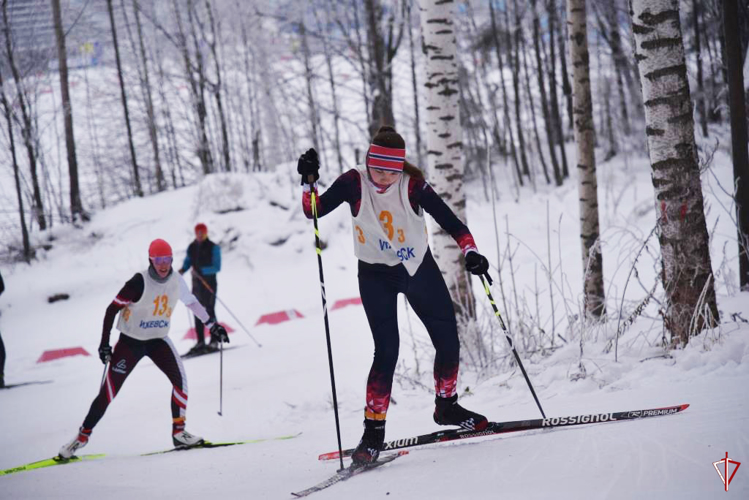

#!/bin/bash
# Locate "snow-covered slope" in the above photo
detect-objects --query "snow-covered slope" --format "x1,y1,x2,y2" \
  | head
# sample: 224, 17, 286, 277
1, 157, 747, 499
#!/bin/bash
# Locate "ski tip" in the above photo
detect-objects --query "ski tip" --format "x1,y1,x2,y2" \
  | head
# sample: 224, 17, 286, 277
318, 451, 340, 461
679, 403, 690, 411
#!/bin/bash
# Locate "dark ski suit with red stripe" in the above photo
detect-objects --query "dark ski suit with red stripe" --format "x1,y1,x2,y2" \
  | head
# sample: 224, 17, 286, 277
303, 169, 478, 420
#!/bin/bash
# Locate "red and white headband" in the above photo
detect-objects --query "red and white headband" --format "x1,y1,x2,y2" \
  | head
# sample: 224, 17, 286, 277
367, 144, 406, 172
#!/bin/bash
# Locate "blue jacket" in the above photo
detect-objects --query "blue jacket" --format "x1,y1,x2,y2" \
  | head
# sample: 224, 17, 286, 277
181, 239, 221, 276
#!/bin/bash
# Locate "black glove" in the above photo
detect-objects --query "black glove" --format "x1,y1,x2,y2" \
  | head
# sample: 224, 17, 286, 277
297, 148, 320, 185
98, 345, 112, 364
465, 251, 490, 276
209, 322, 230, 344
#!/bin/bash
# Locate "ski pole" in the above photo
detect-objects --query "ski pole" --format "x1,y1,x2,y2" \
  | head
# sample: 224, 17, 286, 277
309, 182, 345, 471
479, 273, 546, 418
99, 360, 109, 388
192, 272, 262, 348
218, 339, 224, 416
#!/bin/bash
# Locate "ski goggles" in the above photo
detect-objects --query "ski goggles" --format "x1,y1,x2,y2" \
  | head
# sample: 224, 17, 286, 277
367, 144, 406, 172
151, 256, 173, 266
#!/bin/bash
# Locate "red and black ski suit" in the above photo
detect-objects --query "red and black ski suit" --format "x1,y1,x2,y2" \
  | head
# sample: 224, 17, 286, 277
81, 267, 208, 435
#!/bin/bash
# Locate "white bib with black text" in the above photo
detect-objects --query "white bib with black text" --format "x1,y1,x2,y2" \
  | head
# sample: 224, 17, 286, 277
116, 269, 179, 340
352, 167, 428, 276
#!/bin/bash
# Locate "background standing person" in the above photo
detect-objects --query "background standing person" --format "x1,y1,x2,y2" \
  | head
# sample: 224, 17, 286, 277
297, 126, 492, 466
57, 239, 228, 459
179, 223, 222, 355
0, 270, 5, 388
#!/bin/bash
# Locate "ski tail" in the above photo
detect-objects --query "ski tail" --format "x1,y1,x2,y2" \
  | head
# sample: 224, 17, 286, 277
318, 403, 689, 461
293, 451, 407, 497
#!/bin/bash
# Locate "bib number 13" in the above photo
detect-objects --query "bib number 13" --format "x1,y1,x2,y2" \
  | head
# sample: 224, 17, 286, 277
152, 295, 172, 317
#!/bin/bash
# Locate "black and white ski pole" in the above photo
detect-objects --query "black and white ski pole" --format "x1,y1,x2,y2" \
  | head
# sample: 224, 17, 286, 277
309, 180, 345, 471
193, 273, 262, 348
218, 339, 224, 416
100, 361, 109, 388
479, 273, 546, 418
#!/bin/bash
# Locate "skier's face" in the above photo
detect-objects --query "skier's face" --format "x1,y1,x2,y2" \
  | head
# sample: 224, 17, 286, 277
195, 230, 207, 242
150, 256, 173, 278
369, 167, 400, 187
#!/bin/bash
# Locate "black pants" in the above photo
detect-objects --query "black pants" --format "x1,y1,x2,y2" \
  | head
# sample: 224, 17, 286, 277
358, 249, 460, 420
0, 331, 5, 378
192, 275, 217, 344
82, 334, 187, 432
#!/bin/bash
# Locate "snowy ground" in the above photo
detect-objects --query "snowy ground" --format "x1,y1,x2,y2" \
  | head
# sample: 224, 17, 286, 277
1, 153, 748, 499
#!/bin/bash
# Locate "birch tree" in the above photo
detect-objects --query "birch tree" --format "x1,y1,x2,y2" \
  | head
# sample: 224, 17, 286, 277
630, 0, 719, 344
418, 0, 474, 318
568, 0, 605, 318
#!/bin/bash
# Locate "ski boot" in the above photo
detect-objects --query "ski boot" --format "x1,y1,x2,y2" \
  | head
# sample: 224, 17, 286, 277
173, 430, 204, 448
58, 427, 92, 459
185, 343, 207, 357
351, 419, 386, 466
433, 395, 489, 431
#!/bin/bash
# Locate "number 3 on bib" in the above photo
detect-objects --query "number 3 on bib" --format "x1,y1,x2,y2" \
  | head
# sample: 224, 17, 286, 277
379, 211, 394, 240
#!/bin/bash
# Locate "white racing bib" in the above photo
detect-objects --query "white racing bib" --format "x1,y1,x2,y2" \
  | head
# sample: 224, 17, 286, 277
116, 269, 180, 340
352, 167, 429, 276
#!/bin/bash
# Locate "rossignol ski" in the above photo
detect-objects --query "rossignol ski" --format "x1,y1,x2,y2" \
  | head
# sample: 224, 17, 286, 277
292, 452, 407, 497
319, 404, 689, 461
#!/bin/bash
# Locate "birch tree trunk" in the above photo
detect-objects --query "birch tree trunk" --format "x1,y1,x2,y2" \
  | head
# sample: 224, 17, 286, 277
630, 0, 719, 344
568, 0, 606, 319
418, 0, 474, 319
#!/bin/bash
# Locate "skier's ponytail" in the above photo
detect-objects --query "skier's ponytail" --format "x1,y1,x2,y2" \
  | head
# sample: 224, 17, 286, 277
403, 161, 425, 180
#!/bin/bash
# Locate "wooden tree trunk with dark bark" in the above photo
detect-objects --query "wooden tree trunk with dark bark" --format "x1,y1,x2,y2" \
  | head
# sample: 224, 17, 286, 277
132, 0, 164, 191
2, 0, 46, 229
107, 0, 143, 197
0, 70, 31, 260
52, 0, 85, 222
531, 0, 563, 185
722, 0, 749, 289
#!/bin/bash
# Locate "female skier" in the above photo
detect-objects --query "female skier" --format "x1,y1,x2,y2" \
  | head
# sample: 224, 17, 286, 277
58, 239, 228, 458
298, 126, 491, 465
